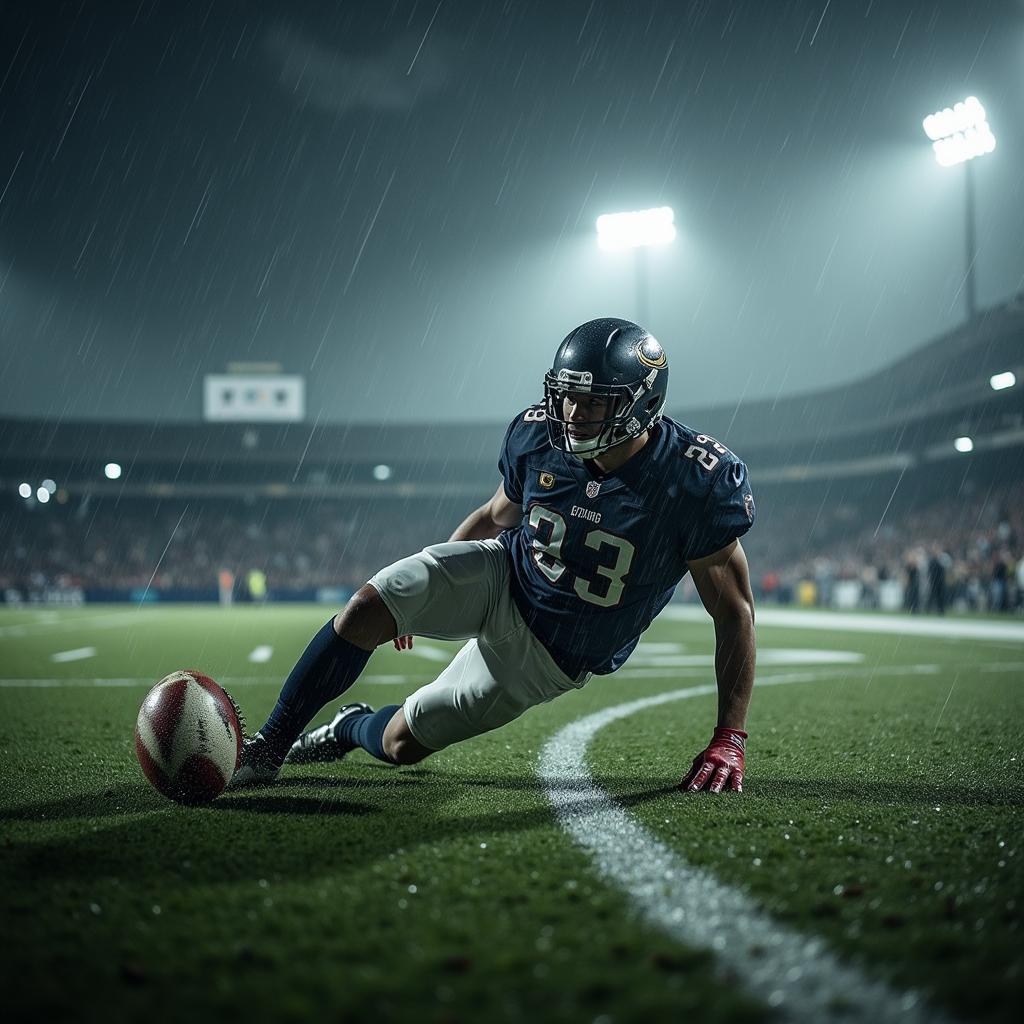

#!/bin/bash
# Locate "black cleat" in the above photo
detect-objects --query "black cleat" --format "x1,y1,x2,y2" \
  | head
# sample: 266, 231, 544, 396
229, 732, 284, 788
285, 703, 374, 765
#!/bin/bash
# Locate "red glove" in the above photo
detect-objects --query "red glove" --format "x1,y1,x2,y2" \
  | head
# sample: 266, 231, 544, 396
680, 727, 747, 793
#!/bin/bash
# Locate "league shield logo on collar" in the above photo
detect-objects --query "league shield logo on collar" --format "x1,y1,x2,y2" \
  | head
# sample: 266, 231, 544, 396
586, 480, 601, 499
539, 472, 556, 489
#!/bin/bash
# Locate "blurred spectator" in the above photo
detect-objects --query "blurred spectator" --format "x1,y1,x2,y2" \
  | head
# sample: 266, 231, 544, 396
4, 479, 1024, 614
905, 554, 921, 614
925, 547, 951, 615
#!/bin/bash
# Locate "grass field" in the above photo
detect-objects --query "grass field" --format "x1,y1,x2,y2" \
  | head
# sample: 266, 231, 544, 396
1, 604, 1022, 1023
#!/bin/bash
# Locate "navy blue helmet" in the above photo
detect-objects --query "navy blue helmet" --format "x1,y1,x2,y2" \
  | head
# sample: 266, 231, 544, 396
543, 317, 669, 460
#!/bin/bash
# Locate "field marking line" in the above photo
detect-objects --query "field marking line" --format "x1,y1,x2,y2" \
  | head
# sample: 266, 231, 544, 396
0, 673, 426, 689
409, 642, 455, 663
662, 605, 1024, 643
50, 647, 97, 663
618, 663, 937, 679
628, 649, 864, 668
0, 610, 145, 638
247, 646, 274, 663
538, 665, 955, 1024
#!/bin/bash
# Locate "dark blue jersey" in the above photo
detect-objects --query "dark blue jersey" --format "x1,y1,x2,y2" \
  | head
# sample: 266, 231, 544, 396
498, 407, 755, 677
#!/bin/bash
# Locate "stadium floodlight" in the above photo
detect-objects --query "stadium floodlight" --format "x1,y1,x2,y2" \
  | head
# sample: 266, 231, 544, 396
104, 462, 123, 480
18, 482, 32, 499
954, 436, 974, 453
596, 206, 676, 326
596, 207, 676, 251
41, 478, 57, 494
922, 97, 996, 167
36, 486, 51, 503
990, 371, 1016, 391
922, 96, 995, 322
373, 464, 392, 481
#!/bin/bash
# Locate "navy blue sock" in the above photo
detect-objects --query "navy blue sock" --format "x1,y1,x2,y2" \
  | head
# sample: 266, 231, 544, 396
259, 619, 373, 760
336, 704, 401, 763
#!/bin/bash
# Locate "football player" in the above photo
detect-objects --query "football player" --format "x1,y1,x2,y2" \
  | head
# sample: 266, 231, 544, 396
232, 318, 756, 794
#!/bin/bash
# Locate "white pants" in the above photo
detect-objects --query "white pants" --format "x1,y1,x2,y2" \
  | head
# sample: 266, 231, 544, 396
367, 540, 590, 751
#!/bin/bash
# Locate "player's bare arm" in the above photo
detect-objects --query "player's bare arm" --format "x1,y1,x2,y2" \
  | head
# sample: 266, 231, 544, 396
449, 481, 521, 542
681, 539, 756, 793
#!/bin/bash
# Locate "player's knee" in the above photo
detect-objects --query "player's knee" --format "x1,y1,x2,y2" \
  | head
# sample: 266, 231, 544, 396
333, 585, 396, 650
384, 732, 431, 765
382, 710, 432, 765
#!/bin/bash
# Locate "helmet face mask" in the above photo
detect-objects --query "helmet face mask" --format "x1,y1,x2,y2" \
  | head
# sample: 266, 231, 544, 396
543, 319, 669, 461
543, 375, 652, 460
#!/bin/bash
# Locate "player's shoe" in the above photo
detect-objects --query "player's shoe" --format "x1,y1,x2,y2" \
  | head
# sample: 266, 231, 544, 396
285, 703, 374, 765
228, 732, 284, 788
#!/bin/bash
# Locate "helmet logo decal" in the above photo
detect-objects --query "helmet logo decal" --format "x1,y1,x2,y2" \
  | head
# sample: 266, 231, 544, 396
636, 337, 667, 369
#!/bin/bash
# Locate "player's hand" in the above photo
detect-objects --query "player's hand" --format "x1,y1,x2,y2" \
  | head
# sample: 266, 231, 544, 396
679, 727, 747, 793
393, 635, 414, 651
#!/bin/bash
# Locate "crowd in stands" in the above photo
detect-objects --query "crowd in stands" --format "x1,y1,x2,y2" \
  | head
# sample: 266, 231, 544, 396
752, 482, 1024, 614
4, 481, 1024, 614
0, 498, 463, 597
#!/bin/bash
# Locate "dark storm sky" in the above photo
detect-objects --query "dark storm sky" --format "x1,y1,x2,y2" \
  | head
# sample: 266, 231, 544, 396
1, 0, 1022, 425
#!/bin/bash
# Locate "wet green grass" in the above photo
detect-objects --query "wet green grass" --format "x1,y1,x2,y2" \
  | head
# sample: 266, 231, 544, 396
1, 605, 1021, 1022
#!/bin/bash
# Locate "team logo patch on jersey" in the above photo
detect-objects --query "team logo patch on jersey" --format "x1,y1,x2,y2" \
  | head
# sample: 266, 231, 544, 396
586, 480, 601, 499
636, 337, 667, 369
744, 492, 755, 522
539, 472, 556, 489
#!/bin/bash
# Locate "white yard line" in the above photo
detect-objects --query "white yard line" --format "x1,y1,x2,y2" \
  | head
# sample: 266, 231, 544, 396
409, 642, 455, 663
50, 647, 97, 663
247, 645, 274, 663
627, 648, 863, 668
662, 605, 1024, 643
0, 610, 144, 638
0, 673, 423, 689
538, 665, 955, 1024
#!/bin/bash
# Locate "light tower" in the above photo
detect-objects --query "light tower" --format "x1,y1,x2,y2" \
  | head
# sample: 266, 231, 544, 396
596, 206, 676, 326
922, 96, 996, 322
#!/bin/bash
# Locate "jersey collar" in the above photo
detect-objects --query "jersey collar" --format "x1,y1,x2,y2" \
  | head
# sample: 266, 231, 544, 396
573, 421, 663, 491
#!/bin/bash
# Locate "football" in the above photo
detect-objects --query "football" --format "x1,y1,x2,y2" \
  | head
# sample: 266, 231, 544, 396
134, 670, 243, 805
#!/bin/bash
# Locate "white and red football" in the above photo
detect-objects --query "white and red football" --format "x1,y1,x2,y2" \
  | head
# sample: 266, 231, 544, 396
135, 670, 243, 805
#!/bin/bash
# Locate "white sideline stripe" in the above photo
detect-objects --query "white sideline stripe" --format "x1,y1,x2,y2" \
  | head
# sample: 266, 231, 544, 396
0, 673, 424, 689
247, 645, 274, 663
662, 604, 1024, 643
362, 674, 422, 685
614, 665, 936, 681
0, 666, 950, 690
0, 611, 144, 638
50, 647, 96, 663
410, 642, 455, 663
538, 666, 955, 1024
628, 649, 864, 668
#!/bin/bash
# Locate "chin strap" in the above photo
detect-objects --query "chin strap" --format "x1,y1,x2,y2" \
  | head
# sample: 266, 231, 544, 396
567, 434, 604, 459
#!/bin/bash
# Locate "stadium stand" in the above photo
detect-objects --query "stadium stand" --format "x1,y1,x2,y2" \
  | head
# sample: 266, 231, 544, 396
3, 299, 1022, 611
